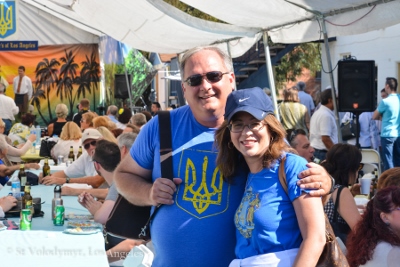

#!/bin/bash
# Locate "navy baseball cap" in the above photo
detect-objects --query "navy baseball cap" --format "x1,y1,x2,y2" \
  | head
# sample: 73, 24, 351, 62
224, 87, 274, 122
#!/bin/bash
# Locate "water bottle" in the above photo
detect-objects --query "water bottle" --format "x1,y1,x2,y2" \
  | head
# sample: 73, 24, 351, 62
31, 142, 36, 153
36, 125, 41, 143
11, 177, 21, 199
52, 185, 63, 219
30, 125, 36, 136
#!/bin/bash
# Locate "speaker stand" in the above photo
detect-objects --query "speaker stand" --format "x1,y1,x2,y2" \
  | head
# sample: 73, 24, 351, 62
353, 111, 361, 149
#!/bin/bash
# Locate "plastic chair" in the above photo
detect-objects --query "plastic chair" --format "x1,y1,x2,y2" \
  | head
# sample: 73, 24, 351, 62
360, 149, 381, 176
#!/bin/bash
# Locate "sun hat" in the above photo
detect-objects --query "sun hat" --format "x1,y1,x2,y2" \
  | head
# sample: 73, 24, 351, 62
81, 128, 102, 143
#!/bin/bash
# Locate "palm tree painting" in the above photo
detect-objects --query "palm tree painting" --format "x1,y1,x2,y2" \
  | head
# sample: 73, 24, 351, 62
35, 57, 60, 121
57, 49, 79, 116
30, 85, 47, 124
80, 51, 100, 106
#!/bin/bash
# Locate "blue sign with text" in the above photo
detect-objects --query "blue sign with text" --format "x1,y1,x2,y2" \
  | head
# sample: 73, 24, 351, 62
0, 41, 39, 51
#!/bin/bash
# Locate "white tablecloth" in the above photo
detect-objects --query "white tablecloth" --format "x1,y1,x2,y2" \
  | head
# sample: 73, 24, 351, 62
0, 230, 108, 267
0, 185, 108, 266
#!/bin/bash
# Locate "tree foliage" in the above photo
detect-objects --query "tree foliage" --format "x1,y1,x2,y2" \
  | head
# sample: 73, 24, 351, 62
274, 43, 321, 89
164, 0, 225, 22
163, 0, 321, 91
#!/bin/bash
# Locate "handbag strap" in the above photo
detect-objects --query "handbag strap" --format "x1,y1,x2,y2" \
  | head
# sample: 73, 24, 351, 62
278, 157, 288, 194
332, 185, 345, 223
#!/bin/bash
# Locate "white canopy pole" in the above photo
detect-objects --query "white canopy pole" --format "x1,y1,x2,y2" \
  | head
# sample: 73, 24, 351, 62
262, 31, 280, 121
226, 42, 237, 91
320, 17, 342, 142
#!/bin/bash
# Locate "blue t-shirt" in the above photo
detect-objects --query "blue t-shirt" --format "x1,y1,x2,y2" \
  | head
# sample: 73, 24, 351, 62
0, 159, 9, 186
131, 105, 246, 267
234, 153, 307, 259
377, 93, 400, 137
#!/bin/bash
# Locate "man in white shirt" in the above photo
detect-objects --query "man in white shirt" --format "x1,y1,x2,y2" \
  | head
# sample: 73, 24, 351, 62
0, 82, 19, 134
309, 89, 338, 161
40, 128, 105, 187
341, 112, 380, 150
13, 66, 32, 115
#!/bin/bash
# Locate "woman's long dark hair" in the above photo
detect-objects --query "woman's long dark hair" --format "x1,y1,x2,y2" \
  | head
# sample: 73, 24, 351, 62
320, 143, 361, 185
346, 186, 400, 266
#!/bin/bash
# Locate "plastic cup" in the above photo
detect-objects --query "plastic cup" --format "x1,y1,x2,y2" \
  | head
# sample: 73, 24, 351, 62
360, 178, 372, 195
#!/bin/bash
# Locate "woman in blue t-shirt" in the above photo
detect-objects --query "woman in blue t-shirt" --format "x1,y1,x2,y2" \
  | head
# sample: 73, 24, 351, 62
215, 87, 325, 267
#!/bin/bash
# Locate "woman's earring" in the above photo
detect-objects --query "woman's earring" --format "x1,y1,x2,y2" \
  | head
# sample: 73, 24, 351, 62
386, 221, 390, 226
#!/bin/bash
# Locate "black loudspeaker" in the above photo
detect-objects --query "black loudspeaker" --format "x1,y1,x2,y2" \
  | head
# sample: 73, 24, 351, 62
114, 74, 132, 99
338, 60, 376, 112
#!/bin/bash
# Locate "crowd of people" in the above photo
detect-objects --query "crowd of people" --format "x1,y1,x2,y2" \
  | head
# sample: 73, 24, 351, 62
0, 48, 399, 267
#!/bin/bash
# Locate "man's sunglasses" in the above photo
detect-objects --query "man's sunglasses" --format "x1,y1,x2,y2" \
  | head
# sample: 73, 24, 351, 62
83, 140, 97, 150
184, 71, 229, 87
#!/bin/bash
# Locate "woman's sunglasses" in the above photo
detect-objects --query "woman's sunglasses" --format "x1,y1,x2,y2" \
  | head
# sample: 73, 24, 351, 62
184, 71, 229, 87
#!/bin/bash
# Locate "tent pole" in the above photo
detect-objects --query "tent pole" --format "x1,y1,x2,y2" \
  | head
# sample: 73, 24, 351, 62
262, 31, 280, 121
320, 18, 342, 142
226, 42, 237, 91
119, 42, 134, 112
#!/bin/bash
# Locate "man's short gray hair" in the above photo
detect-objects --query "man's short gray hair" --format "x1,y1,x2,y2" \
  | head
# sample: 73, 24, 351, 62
179, 46, 233, 81
132, 113, 147, 127
117, 132, 138, 151
108, 105, 118, 116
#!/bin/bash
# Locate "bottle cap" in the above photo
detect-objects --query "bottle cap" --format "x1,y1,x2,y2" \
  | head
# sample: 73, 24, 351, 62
54, 185, 62, 193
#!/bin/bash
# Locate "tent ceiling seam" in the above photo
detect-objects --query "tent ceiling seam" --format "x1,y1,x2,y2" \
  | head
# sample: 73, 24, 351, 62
25, 0, 106, 36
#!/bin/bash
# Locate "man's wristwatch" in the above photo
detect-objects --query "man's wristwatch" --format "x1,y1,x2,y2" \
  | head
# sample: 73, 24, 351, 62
328, 175, 335, 194
66, 177, 70, 183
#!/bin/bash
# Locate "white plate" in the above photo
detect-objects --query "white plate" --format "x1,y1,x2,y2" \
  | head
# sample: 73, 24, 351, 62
63, 228, 100, 235
65, 214, 94, 221
67, 220, 101, 228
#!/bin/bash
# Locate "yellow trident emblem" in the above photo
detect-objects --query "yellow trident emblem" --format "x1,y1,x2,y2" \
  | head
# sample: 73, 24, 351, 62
183, 156, 223, 214
0, 3, 13, 37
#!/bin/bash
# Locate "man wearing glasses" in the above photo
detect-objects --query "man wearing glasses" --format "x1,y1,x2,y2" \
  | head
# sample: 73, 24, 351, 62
114, 46, 334, 267
40, 128, 104, 187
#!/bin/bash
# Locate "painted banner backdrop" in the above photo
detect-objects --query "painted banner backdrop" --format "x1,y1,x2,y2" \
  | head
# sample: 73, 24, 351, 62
0, 44, 100, 126
100, 36, 157, 108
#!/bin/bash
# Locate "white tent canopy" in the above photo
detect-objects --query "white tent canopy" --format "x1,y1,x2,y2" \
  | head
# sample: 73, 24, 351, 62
181, 0, 400, 44
15, 0, 400, 57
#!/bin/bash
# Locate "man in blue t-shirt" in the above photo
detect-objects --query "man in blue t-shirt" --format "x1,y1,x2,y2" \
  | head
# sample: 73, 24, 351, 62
114, 46, 334, 267
373, 77, 400, 171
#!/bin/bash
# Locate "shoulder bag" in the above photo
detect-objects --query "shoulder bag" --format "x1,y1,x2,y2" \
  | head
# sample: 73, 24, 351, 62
341, 120, 356, 141
331, 186, 351, 244
278, 157, 349, 267
5, 197, 44, 218
104, 111, 173, 249
39, 138, 57, 157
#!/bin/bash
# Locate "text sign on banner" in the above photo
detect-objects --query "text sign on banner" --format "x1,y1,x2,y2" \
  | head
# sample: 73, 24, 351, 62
0, 41, 38, 51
